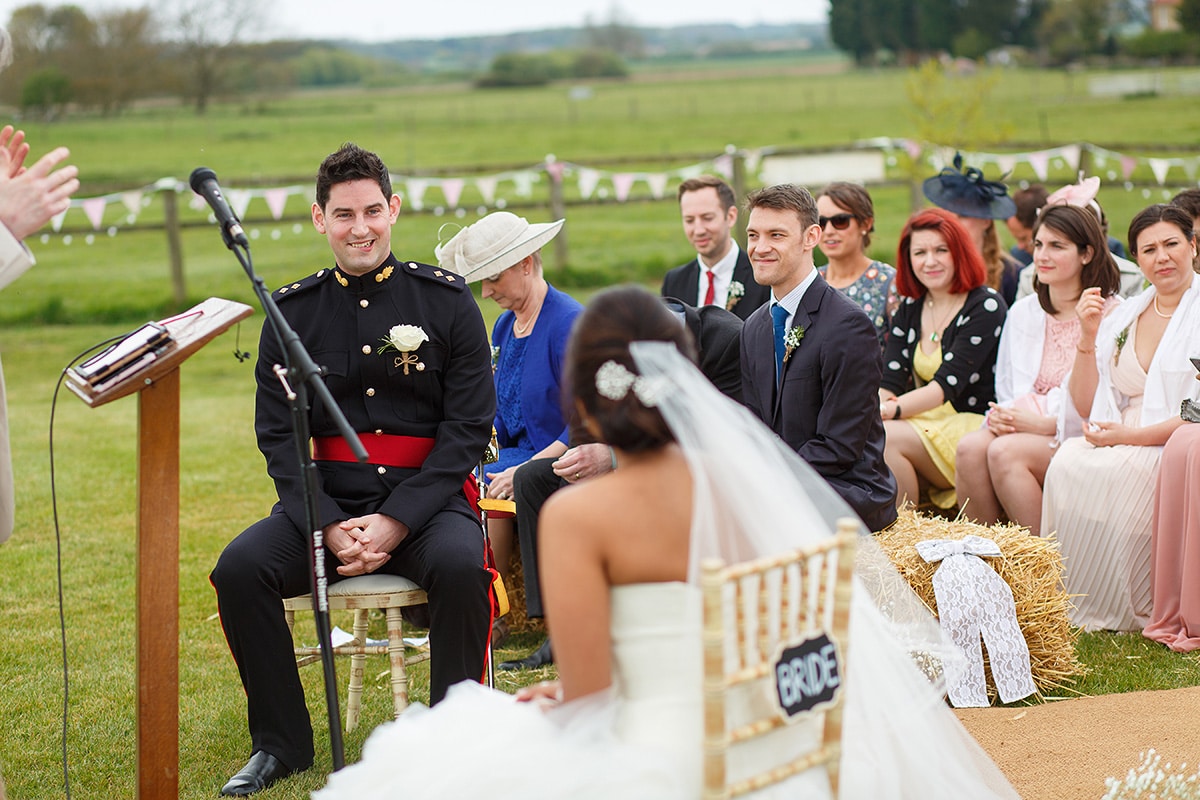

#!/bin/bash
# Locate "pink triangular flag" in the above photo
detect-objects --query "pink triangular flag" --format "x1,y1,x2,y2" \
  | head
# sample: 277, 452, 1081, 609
264, 188, 289, 220
1121, 156, 1138, 180
712, 154, 733, 178
612, 173, 636, 202
82, 196, 107, 230
441, 178, 464, 208
903, 139, 923, 160
545, 161, 565, 183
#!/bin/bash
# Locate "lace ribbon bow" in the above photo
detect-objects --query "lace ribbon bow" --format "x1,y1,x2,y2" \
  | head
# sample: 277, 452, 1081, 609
915, 535, 1036, 708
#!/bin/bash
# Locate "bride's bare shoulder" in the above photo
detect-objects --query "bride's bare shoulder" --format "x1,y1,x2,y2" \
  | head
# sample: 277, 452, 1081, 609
542, 448, 690, 535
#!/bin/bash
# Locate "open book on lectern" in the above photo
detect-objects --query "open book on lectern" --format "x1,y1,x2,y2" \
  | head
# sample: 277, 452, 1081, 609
68, 321, 176, 393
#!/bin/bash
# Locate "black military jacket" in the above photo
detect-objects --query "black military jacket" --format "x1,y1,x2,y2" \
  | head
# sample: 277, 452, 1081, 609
255, 253, 495, 535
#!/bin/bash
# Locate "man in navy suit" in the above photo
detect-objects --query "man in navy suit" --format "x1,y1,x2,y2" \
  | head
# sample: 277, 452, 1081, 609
739, 184, 896, 532
661, 175, 770, 321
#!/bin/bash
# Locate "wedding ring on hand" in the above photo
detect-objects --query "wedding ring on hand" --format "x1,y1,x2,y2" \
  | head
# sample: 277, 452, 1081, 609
575, 472, 581, 480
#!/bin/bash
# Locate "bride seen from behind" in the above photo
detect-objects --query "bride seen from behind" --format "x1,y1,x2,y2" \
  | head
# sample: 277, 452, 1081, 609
315, 286, 1019, 799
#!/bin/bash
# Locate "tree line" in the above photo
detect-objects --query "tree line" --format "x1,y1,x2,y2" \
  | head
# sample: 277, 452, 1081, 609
827, 0, 1200, 65
0, 1, 411, 117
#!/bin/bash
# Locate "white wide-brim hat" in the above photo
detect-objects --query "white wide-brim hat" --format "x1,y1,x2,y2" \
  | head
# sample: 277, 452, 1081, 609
435, 212, 564, 283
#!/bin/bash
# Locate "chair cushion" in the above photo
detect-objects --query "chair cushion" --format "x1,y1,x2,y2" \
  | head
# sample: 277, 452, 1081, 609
328, 574, 423, 596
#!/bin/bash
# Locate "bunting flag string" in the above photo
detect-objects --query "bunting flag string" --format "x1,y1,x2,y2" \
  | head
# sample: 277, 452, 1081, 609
41, 141, 1200, 241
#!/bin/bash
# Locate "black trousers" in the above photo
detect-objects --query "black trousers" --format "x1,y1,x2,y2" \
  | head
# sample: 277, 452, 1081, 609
512, 458, 567, 619
210, 501, 492, 770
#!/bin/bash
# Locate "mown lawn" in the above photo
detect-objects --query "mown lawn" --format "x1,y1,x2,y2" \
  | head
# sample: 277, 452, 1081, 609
1, 57, 1199, 798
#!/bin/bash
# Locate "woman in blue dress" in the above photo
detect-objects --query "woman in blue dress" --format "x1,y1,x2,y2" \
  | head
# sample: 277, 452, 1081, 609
437, 212, 582, 593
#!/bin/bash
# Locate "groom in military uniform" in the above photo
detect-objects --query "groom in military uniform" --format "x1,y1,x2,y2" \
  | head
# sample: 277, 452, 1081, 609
210, 143, 495, 796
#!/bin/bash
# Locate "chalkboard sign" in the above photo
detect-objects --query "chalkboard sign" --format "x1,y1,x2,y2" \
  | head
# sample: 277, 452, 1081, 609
772, 632, 843, 720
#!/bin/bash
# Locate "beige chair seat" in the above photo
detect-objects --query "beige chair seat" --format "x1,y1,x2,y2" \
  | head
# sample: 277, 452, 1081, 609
284, 574, 429, 733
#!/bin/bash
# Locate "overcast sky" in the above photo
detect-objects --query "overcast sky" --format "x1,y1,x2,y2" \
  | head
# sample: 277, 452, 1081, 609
0, 0, 827, 43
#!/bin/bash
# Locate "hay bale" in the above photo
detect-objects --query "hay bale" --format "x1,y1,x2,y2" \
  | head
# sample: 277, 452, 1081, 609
875, 508, 1084, 700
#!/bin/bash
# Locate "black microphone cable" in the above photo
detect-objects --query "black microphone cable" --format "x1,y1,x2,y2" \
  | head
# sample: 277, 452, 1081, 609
47, 329, 140, 799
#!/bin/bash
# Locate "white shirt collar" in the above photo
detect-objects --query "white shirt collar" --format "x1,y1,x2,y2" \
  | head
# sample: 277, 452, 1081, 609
771, 267, 819, 326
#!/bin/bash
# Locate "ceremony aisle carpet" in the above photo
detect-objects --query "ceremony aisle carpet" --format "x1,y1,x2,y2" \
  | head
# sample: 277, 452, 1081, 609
955, 686, 1200, 799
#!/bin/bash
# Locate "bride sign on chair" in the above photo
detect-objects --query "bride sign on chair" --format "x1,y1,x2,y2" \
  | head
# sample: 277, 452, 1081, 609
701, 520, 857, 800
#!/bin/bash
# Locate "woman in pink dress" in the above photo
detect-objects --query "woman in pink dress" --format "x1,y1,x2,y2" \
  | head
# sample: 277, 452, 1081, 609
1041, 205, 1200, 631
1144, 414, 1200, 650
955, 205, 1120, 535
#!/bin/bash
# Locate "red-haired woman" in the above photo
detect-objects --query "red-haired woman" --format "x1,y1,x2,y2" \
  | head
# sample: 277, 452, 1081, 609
879, 208, 1009, 511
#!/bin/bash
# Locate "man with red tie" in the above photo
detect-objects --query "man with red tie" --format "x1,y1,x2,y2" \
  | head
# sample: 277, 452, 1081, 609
660, 175, 769, 322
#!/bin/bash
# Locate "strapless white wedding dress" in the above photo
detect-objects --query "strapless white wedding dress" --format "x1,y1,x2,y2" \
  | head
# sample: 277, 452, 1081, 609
314, 582, 831, 799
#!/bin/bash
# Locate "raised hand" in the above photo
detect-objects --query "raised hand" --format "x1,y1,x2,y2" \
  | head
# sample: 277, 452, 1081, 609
0, 145, 79, 240
1075, 286, 1105, 346
0, 126, 30, 179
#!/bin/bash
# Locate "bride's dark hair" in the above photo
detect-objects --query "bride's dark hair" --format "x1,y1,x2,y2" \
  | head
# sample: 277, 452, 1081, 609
566, 285, 697, 453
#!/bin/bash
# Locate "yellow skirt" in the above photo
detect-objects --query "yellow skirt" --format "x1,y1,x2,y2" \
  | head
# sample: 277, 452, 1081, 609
907, 403, 984, 509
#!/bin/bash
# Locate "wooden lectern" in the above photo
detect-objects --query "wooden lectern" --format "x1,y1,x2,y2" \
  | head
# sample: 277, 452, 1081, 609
67, 297, 254, 800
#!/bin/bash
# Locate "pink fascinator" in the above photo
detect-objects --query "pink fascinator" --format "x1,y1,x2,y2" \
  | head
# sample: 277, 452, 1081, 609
1046, 175, 1101, 208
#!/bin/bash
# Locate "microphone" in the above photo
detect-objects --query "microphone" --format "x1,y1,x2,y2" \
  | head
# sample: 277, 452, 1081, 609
189, 167, 249, 248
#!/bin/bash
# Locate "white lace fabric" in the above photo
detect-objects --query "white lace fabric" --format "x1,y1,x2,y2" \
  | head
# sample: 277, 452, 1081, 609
916, 535, 1037, 706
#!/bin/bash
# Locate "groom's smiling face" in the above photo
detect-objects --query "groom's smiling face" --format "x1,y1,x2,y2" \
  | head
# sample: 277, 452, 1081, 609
746, 206, 820, 296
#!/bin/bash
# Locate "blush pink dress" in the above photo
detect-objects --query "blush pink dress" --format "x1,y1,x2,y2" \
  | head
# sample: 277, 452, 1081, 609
1143, 424, 1200, 651
1041, 320, 1159, 631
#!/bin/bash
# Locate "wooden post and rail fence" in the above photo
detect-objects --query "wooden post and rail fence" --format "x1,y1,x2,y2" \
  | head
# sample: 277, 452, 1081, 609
59, 141, 1200, 300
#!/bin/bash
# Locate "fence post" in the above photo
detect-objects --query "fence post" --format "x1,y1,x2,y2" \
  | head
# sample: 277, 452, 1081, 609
545, 155, 568, 271
729, 145, 748, 251
159, 179, 187, 306
1076, 145, 1093, 181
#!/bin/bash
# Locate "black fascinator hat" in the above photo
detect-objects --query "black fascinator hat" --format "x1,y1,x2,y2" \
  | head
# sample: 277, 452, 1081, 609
922, 152, 1016, 220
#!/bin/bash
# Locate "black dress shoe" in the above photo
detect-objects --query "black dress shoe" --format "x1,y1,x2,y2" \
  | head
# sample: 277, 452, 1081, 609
498, 638, 553, 671
220, 751, 297, 796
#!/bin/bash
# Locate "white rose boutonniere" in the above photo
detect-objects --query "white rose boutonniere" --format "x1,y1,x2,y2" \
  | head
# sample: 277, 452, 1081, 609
378, 324, 429, 375
783, 325, 804, 363
725, 280, 745, 311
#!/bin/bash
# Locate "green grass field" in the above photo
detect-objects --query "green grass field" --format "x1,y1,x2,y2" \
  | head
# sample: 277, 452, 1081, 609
2, 57, 1200, 798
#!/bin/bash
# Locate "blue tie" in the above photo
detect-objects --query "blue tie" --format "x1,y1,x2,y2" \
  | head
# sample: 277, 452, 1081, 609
771, 303, 789, 382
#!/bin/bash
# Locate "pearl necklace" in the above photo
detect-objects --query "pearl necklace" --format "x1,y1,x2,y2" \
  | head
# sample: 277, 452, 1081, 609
1152, 295, 1175, 319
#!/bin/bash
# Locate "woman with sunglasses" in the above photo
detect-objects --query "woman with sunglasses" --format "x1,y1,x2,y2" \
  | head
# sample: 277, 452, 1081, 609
815, 182, 897, 349
879, 208, 1008, 511
954, 205, 1121, 535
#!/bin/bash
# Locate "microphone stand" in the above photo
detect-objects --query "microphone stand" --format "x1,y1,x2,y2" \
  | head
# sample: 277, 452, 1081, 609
218, 222, 364, 771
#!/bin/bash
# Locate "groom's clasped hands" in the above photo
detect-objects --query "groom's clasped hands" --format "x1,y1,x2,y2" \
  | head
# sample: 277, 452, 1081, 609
324, 514, 411, 576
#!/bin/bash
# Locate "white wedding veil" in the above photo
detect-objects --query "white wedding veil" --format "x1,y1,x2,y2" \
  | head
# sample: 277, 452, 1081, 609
631, 341, 1020, 800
